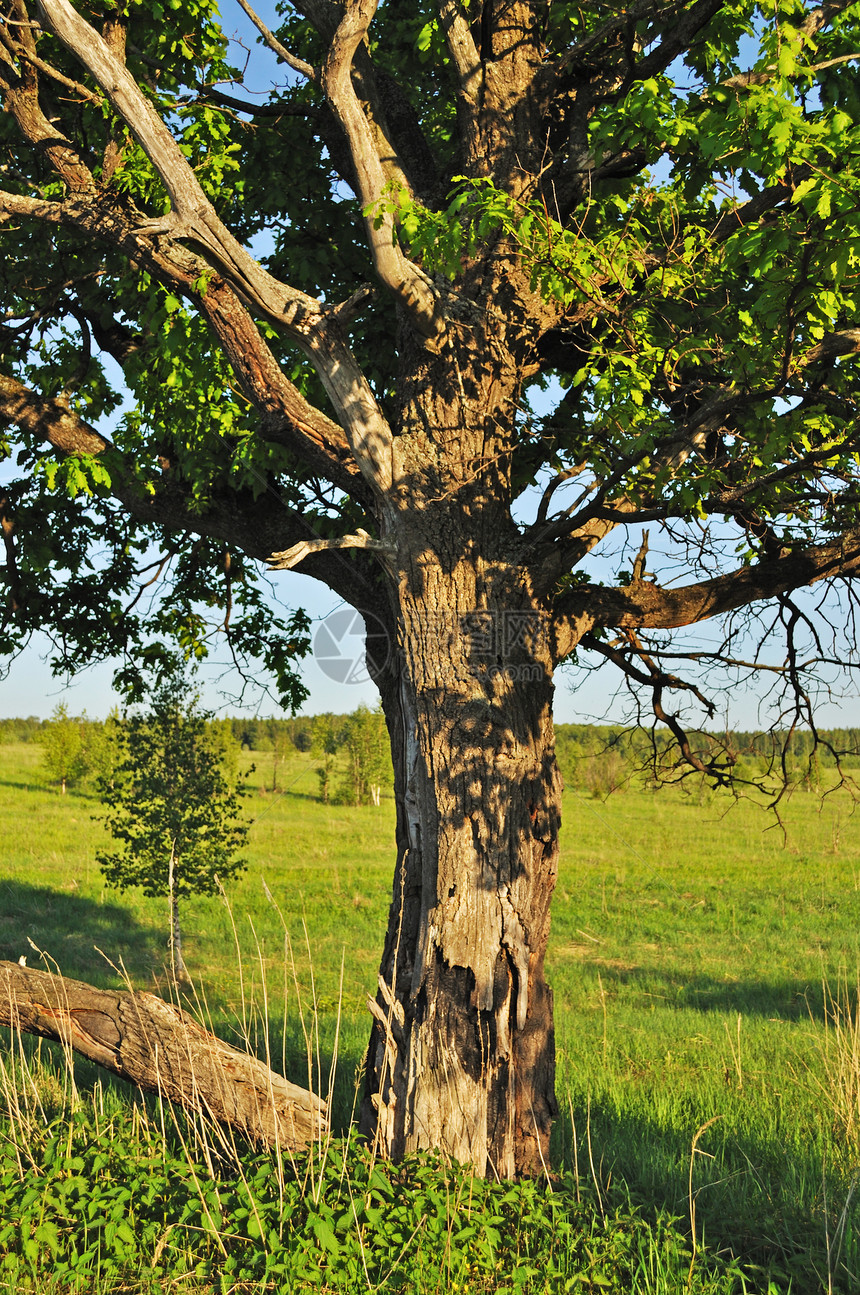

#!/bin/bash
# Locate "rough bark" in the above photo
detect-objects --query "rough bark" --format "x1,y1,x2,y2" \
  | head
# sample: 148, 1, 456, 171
363, 557, 560, 1178
0, 962, 325, 1151
356, 333, 561, 1178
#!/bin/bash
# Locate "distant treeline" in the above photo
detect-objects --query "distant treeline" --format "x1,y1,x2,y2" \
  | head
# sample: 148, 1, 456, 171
555, 723, 860, 763
0, 706, 391, 807
0, 713, 318, 750
4, 714, 860, 761
4, 714, 860, 802
554, 723, 860, 797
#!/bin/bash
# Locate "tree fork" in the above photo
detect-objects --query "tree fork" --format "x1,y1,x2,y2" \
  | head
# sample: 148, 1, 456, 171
0, 962, 325, 1151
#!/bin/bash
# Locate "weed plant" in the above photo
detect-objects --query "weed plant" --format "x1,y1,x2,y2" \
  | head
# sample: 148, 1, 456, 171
0, 1049, 769, 1295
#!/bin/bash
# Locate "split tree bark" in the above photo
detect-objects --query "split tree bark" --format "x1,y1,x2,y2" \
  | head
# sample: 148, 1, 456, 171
0, 961, 325, 1151
357, 337, 561, 1179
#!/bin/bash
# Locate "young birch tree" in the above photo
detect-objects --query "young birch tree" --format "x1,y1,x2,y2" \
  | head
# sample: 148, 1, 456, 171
1, 0, 860, 1175
97, 676, 248, 983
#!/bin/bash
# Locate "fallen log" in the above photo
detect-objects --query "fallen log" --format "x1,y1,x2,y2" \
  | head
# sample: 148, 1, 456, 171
0, 961, 325, 1150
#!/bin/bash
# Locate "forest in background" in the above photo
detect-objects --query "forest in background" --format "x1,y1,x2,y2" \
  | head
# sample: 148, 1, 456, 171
3, 708, 860, 804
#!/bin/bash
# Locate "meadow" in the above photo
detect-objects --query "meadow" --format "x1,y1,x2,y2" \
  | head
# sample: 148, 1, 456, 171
1, 739, 859, 1292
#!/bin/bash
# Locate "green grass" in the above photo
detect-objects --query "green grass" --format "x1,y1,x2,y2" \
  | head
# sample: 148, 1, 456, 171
2, 742, 860, 1291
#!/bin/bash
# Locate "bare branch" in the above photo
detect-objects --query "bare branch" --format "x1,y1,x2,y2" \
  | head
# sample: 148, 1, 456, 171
5, 39, 102, 103
234, 0, 319, 82
320, 0, 445, 346
268, 528, 394, 570
534, 463, 588, 527
551, 525, 860, 659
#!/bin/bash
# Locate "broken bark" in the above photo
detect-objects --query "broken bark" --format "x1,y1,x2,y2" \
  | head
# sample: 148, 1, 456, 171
0, 962, 325, 1151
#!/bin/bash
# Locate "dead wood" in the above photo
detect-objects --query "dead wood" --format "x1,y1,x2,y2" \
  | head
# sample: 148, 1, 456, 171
0, 961, 325, 1151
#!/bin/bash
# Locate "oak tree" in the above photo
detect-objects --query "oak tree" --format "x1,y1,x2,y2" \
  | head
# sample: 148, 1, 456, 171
1, 0, 860, 1175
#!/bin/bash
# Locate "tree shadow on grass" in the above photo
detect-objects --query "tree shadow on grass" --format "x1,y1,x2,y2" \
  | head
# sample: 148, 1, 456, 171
556, 955, 829, 1022
551, 1092, 858, 1295
0, 880, 161, 988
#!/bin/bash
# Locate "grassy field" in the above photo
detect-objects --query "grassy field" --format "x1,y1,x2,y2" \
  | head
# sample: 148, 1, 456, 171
1, 740, 860, 1292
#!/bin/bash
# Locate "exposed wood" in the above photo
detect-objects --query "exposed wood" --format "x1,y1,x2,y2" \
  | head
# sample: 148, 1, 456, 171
0, 962, 325, 1150
268, 528, 394, 571
320, 0, 445, 346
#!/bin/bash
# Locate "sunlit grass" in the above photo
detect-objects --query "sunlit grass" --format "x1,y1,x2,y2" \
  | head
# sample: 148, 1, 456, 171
3, 740, 860, 1289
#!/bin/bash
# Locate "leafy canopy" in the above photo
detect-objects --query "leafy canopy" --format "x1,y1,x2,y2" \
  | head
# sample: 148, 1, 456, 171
0, 0, 858, 728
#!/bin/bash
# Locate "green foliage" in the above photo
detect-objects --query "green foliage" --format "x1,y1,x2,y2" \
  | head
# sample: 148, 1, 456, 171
0, 1101, 771, 1294
336, 704, 390, 806
96, 675, 248, 901
311, 713, 343, 805
38, 703, 104, 793
0, 715, 44, 744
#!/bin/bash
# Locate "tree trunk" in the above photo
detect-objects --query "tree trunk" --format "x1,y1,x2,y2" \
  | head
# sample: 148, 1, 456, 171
170, 890, 188, 985
362, 549, 561, 1179
0, 962, 325, 1150
167, 843, 189, 985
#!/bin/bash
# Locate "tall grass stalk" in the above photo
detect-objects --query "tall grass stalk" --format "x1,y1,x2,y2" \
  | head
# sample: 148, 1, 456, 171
818, 974, 860, 1154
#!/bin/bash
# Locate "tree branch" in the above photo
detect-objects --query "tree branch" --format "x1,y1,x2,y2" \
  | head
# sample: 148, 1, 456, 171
551, 525, 860, 659
320, 0, 445, 346
0, 371, 366, 567
0, 184, 388, 497
801, 328, 860, 367
234, 0, 319, 83
34, 0, 322, 334
438, 0, 481, 100
631, 0, 727, 85
268, 527, 394, 571
0, 8, 95, 194
29, 0, 396, 493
